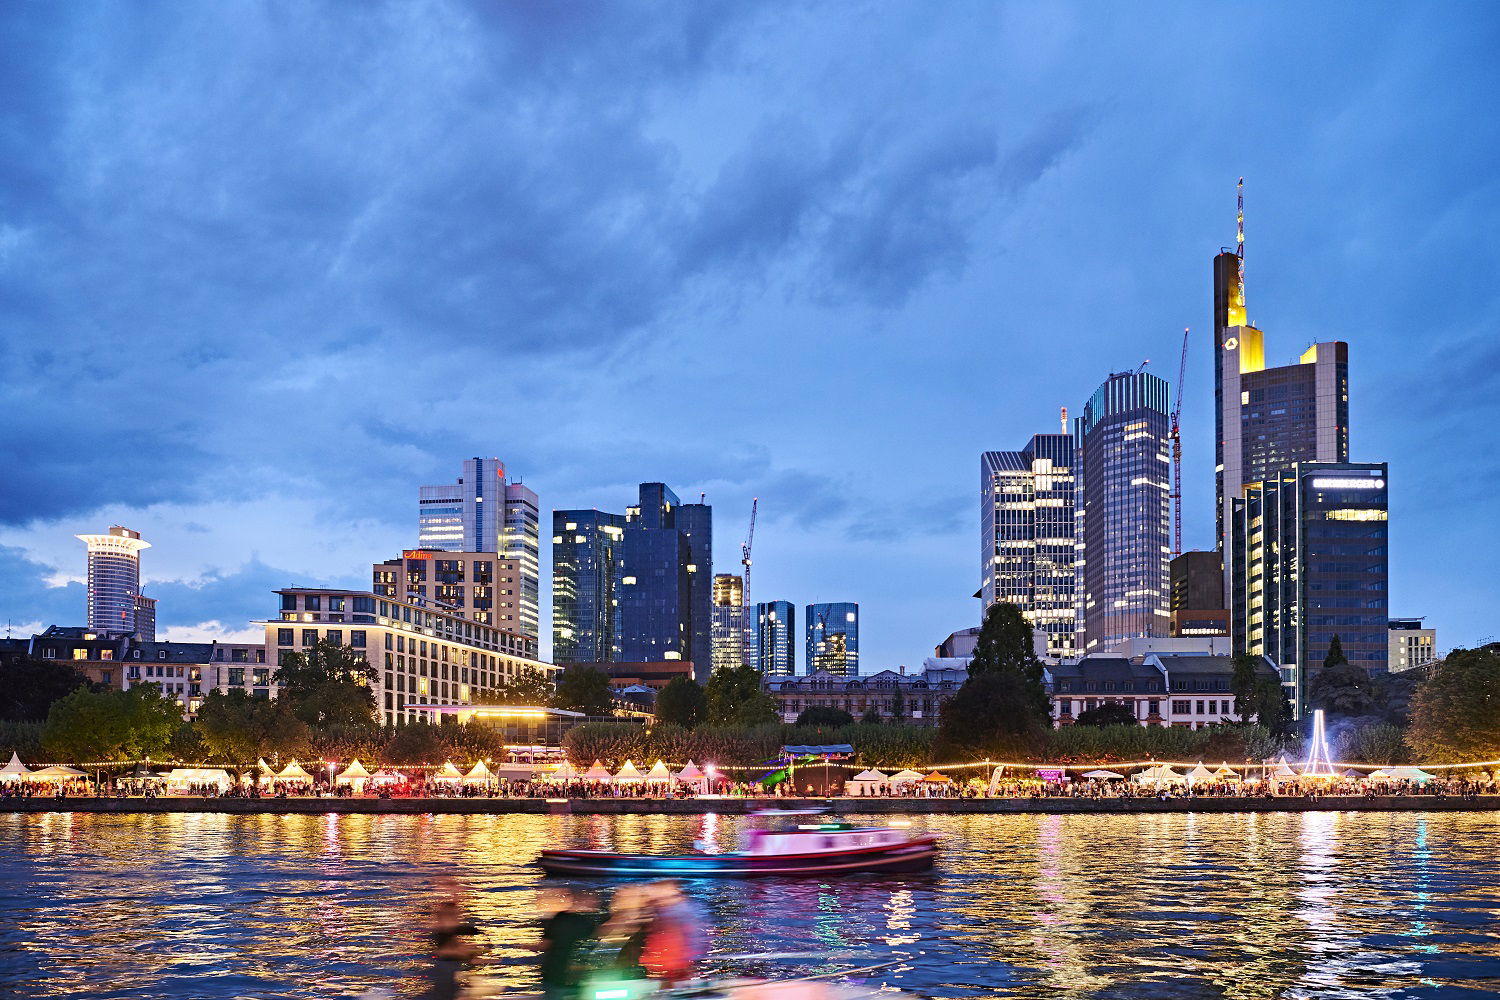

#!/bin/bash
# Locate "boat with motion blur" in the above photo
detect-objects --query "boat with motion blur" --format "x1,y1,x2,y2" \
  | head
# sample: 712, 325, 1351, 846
537, 812, 938, 878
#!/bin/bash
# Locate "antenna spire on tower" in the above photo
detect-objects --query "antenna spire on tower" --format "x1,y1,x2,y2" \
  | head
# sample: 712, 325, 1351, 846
1236, 178, 1246, 320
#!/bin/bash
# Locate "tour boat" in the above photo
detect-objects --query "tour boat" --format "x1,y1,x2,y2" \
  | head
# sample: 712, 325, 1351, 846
537, 818, 939, 878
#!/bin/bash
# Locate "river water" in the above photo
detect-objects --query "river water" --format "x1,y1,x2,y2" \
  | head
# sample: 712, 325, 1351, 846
1, 810, 1498, 998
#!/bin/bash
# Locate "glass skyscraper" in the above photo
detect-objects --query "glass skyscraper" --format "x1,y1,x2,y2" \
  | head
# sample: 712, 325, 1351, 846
418, 457, 540, 638
756, 601, 795, 676
805, 602, 858, 675
551, 510, 625, 664
980, 433, 1076, 658
616, 483, 713, 682
1231, 462, 1389, 714
711, 574, 747, 673
76, 526, 151, 636
1074, 371, 1172, 653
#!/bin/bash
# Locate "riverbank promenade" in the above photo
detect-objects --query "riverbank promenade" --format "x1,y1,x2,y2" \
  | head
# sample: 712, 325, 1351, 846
4, 794, 1497, 816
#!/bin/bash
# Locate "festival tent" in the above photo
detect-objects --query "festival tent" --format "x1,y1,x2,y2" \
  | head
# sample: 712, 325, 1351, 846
1133, 765, 1185, 785
368, 770, 402, 785
1186, 765, 1216, 785
1082, 769, 1124, 780
0, 752, 30, 781
1387, 766, 1434, 783
1213, 765, 1241, 781
276, 760, 313, 783
645, 760, 672, 783
547, 761, 577, 782
1269, 759, 1297, 778
164, 768, 231, 791
493, 763, 533, 781
673, 761, 707, 793
463, 761, 495, 784
1367, 769, 1392, 780
583, 760, 613, 782
922, 770, 952, 783
254, 758, 276, 785
1342, 768, 1366, 779
615, 760, 644, 782
844, 769, 888, 795
888, 769, 925, 784
336, 759, 372, 786
432, 761, 464, 783
28, 765, 85, 781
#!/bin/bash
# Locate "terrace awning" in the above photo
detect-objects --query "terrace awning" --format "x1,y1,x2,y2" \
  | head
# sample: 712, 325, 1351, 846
781, 744, 854, 756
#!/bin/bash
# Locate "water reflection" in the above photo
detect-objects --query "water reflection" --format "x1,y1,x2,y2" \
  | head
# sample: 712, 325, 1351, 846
0, 811, 1497, 998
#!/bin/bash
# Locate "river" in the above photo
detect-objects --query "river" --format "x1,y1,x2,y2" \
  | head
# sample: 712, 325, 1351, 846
2, 810, 1497, 998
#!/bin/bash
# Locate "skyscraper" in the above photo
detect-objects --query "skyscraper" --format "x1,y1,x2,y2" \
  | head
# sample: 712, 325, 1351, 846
711, 573, 747, 673
1169, 551, 1229, 638
1231, 462, 1389, 712
756, 600, 795, 676
806, 602, 859, 675
76, 526, 151, 636
551, 510, 626, 665
373, 550, 526, 633
980, 433, 1077, 658
418, 458, 540, 638
1074, 371, 1172, 653
617, 484, 713, 682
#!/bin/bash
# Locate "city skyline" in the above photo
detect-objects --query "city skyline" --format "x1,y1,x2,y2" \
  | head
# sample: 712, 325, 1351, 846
2, 6, 1497, 667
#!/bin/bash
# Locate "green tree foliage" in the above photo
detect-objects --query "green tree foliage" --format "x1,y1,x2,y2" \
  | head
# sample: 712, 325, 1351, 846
1308, 660, 1382, 718
0, 656, 96, 722
1248, 676, 1295, 737
560, 720, 936, 771
861, 707, 881, 724
194, 690, 312, 762
484, 666, 555, 706
655, 676, 707, 728
1046, 721, 1280, 765
1323, 634, 1347, 670
552, 664, 615, 716
934, 603, 1050, 759
1408, 647, 1500, 763
1074, 702, 1137, 727
42, 684, 181, 763
1231, 654, 1261, 724
0, 720, 44, 760
795, 705, 854, 729
704, 665, 778, 726
890, 687, 906, 721
272, 639, 377, 729
1333, 722, 1413, 765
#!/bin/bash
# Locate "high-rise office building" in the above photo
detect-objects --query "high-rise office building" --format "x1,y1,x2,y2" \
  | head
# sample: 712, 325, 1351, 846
417, 458, 540, 638
1213, 245, 1349, 606
76, 526, 152, 636
756, 600, 795, 676
1169, 551, 1229, 638
711, 574, 747, 673
551, 510, 626, 665
373, 550, 525, 632
806, 602, 859, 675
1074, 371, 1172, 653
617, 484, 713, 682
980, 433, 1077, 658
133, 595, 158, 642
1388, 618, 1436, 674
1231, 462, 1389, 712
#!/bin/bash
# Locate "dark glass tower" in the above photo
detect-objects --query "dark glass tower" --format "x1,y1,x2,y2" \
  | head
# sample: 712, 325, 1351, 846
756, 600, 795, 676
806, 602, 859, 676
1074, 371, 1172, 653
1231, 462, 1389, 715
551, 510, 626, 664
617, 483, 713, 682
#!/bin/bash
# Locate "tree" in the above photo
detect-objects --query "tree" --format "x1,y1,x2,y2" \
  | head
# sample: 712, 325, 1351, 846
552, 664, 615, 716
1308, 660, 1381, 718
795, 705, 855, 728
1247, 676, 1294, 738
861, 707, 881, 724
1074, 702, 1137, 727
1231, 654, 1262, 724
273, 639, 378, 729
1323, 635, 1347, 670
1408, 647, 1500, 763
704, 665, 778, 726
195, 690, 311, 762
41, 684, 181, 763
0, 656, 96, 722
485, 666, 555, 707
655, 676, 707, 728
890, 687, 906, 721
934, 603, 1051, 759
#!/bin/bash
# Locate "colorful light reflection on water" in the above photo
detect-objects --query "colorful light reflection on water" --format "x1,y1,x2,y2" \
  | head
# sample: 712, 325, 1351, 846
1, 810, 1498, 998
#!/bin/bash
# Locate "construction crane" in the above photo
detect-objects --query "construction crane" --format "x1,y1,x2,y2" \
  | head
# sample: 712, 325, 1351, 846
1134, 359, 1150, 376
1170, 327, 1189, 556
741, 498, 758, 666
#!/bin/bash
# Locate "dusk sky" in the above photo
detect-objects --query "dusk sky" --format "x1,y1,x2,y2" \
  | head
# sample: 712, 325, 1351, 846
2, 3, 1496, 667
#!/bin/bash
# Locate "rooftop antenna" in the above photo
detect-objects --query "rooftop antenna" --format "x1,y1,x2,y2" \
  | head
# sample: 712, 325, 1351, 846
1059, 406, 1068, 434
1236, 177, 1247, 321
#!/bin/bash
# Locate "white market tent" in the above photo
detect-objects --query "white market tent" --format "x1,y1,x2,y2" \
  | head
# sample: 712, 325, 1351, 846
1269, 759, 1297, 778
432, 761, 464, 783
29, 765, 85, 781
1082, 769, 1124, 780
548, 761, 577, 782
1213, 765, 1242, 781
1133, 765, 1185, 785
888, 769, 925, 784
1187, 765, 1217, 785
645, 760, 672, 783
463, 761, 495, 784
0, 752, 31, 781
164, 768, 230, 791
673, 761, 707, 793
844, 768, 889, 795
583, 760, 613, 782
276, 760, 313, 782
1388, 766, 1435, 783
615, 760, 644, 782
369, 769, 402, 785
1367, 769, 1393, 780
494, 763, 533, 781
337, 759, 372, 783
254, 757, 276, 785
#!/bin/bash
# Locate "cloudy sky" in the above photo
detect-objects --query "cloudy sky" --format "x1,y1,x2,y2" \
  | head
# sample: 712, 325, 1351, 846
2, 3, 1496, 665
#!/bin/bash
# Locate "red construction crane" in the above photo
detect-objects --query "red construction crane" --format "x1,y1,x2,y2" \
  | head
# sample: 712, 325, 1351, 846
741, 498, 758, 666
1170, 327, 1189, 556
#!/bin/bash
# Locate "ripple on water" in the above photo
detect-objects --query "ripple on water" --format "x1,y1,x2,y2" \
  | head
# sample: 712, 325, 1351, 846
1, 811, 1498, 998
